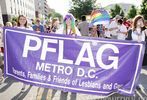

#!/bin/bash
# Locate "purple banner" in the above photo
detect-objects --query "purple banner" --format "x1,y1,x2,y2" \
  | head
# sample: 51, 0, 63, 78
4, 27, 145, 96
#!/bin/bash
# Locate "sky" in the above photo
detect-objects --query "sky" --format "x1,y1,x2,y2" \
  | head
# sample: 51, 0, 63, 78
47, 0, 142, 15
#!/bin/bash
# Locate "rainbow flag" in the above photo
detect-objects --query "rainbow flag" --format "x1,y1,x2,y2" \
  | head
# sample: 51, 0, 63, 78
89, 9, 110, 26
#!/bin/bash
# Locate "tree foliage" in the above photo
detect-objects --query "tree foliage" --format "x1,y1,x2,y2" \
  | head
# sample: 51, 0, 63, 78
69, 0, 96, 19
140, 0, 147, 20
110, 4, 123, 18
127, 5, 137, 19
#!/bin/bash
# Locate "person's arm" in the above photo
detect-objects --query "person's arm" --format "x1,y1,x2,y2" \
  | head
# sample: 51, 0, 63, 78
109, 27, 118, 31
77, 24, 81, 31
145, 29, 147, 36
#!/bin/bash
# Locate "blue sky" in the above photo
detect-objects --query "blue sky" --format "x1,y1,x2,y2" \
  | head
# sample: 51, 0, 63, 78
47, 0, 142, 15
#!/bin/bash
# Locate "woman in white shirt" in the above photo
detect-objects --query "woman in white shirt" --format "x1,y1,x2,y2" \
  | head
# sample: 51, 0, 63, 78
17, 15, 33, 30
131, 15, 147, 42
17, 15, 32, 92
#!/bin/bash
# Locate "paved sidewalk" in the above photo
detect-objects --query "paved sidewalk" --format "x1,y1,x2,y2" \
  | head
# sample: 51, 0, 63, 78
0, 68, 147, 100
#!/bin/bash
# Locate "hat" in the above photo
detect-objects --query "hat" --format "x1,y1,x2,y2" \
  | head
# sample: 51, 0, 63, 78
115, 15, 122, 20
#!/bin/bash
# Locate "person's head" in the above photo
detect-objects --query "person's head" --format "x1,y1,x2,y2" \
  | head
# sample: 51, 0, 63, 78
81, 15, 86, 21
6, 22, 12, 27
114, 15, 122, 21
52, 18, 59, 27
117, 19, 123, 25
63, 13, 76, 34
0, 23, 3, 28
132, 15, 145, 31
17, 15, 27, 27
12, 21, 17, 27
36, 18, 41, 25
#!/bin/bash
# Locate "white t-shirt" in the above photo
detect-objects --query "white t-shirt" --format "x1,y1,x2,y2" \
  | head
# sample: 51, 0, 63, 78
17, 26, 33, 31
78, 21, 89, 36
132, 30, 145, 42
117, 24, 127, 40
104, 23, 111, 38
0, 27, 3, 47
108, 21, 118, 36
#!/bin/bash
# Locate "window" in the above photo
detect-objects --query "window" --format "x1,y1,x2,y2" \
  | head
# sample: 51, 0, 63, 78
17, 0, 19, 4
11, 7, 13, 14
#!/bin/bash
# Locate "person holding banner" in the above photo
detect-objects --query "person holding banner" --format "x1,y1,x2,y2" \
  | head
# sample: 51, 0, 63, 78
57, 13, 81, 36
0, 23, 4, 84
17, 15, 33, 31
56, 13, 81, 100
131, 15, 147, 66
131, 15, 147, 42
16, 15, 33, 92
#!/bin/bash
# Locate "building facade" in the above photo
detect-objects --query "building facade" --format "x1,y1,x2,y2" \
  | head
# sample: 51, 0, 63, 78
0, 0, 35, 24
0, 6, 3, 24
35, 0, 50, 19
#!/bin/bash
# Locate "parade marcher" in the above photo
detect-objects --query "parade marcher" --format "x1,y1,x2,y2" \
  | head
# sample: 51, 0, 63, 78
117, 19, 128, 40
57, 13, 81, 100
123, 17, 131, 30
109, 15, 122, 39
78, 15, 89, 36
104, 18, 113, 39
12, 21, 17, 28
32, 18, 44, 33
16, 15, 33, 92
131, 15, 147, 42
89, 25, 98, 37
51, 18, 60, 33
131, 15, 147, 66
5, 22, 12, 27
0, 23, 4, 84
57, 13, 81, 36
44, 20, 52, 33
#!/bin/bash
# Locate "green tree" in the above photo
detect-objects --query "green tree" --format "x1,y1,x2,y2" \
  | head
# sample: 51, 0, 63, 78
48, 11, 63, 21
11, 16, 17, 22
120, 10, 124, 18
140, 0, 147, 20
69, 0, 96, 19
110, 4, 122, 18
127, 5, 137, 19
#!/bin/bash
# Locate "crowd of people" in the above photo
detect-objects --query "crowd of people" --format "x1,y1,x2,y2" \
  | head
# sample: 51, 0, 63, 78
0, 13, 147, 99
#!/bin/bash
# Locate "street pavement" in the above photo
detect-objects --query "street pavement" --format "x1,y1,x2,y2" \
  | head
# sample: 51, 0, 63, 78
0, 67, 147, 100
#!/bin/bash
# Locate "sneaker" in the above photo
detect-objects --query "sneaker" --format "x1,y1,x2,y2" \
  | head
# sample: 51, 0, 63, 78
0, 77, 4, 84
136, 85, 141, 91
21, 87, 26, 92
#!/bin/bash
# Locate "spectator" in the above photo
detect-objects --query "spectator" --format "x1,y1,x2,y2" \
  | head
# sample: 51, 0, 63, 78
16, 15, 33, 92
